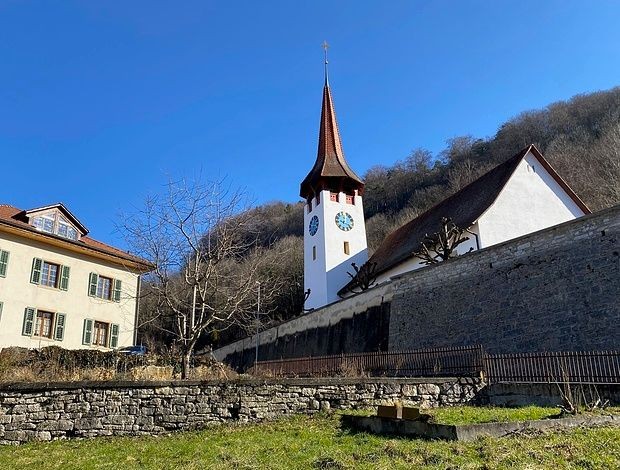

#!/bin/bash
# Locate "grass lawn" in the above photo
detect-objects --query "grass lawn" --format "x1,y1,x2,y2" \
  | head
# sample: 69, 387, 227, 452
0, 408, 618, 469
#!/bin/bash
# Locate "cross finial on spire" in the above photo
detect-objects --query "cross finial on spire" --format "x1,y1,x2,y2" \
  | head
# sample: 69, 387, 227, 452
322, 40, 329, 85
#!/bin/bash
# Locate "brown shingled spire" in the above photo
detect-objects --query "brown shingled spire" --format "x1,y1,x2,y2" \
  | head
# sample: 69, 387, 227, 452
300, 50, 364, 199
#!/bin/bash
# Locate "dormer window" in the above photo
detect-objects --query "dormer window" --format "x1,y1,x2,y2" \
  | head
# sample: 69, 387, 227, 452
33, 214, 55, 234
28, 208, 83, 241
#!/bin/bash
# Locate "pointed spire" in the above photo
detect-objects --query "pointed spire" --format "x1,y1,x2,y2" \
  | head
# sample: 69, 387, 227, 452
300, 47, 364, 199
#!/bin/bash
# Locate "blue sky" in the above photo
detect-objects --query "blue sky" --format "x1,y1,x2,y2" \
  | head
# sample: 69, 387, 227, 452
1, 1, 619, 248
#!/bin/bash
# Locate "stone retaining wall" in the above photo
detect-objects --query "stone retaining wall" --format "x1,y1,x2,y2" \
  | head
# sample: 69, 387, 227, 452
0, 377, 482, 445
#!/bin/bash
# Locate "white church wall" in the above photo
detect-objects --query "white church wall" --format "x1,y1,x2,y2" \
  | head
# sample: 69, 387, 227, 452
476, 151, 586, 248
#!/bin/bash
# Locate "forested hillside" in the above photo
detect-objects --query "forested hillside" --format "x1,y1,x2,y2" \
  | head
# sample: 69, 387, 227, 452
141, 86, 620, 349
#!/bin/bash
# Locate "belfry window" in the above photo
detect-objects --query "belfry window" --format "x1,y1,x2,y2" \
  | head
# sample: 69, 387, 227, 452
316, 193, 321, 206
345, 195, 354, 205
330, 192, 339, 202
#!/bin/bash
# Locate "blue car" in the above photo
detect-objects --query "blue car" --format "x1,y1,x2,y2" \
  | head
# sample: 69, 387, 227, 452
118, 345, 147, 355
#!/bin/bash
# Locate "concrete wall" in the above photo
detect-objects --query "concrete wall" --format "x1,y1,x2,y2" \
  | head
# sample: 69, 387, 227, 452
483, 382, 620, 408
389, 204, 620, 353
0, 377, 481, 444
0, 230, 139, 350
215, 282, 395, 371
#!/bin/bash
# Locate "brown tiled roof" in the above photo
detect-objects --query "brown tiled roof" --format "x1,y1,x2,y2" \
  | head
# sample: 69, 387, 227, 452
0, 204, 151, 270
300, 82, 364, 198
339, 145, 590, 295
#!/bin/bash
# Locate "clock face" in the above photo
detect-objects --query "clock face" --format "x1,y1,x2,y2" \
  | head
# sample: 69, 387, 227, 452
308, 215, 319, 236
335, 211, 354, 231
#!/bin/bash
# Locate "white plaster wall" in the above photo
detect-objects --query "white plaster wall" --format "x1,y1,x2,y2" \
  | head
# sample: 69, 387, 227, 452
304, 190, 368, 309
477, 151, 586, 247
374, 222, 480, 285
0, 231, 139, 350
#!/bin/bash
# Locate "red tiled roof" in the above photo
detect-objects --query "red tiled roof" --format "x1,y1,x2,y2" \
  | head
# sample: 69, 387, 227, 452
300, 82, 364, 198
0, 204, 151, 270
339, 145, 590, 295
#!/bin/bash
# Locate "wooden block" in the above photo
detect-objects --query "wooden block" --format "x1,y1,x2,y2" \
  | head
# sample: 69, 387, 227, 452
401, 407, 421, 421
377, 405, 401, 419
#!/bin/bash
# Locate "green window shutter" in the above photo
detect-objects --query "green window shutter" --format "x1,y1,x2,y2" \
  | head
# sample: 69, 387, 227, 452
54, 313, 66, 341
22, 307, 36, 336
110, 323, 120, 348
60, 266, 70, 291
113, 279, 122, 302
88, 273, 98, 297
0, 250, 9, 277
30, 258, 43, 284
82, 319, 93, 345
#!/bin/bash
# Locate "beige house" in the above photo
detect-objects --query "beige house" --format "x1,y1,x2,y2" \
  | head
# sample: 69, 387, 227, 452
0, 203, 151, 350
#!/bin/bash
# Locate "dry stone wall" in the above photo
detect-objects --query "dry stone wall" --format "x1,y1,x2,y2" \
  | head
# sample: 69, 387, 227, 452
389, 204, 620, 353
0, 377, 482, 444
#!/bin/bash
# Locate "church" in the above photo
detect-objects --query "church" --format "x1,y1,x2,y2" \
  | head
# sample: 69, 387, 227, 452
301, 65, 590, 310
215, 62, 616, 370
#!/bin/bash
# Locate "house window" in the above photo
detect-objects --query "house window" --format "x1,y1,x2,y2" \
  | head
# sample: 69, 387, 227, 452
41, 261, 60, 288
344, 241, 350, 255
21, 308, 66, 341
31, 212, 79, 241
330, 192, 339, 202
88, 273, 122, 302
97, 276, 112, 300
33, 215, 55, 234
31, 258, 70, 290
83, 319, 119, 348
0, 249, 9, 277
34, 310, 54, 338
345, 195, 354, 205
312, 246, 317, 260
93, 321, 109, 346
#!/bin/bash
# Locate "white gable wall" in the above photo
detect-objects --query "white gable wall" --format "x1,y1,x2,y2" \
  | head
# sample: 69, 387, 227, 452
476, 151, 586, 248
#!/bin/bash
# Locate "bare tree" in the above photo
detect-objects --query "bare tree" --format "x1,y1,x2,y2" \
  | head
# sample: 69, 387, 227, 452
120, 178, 284, 378
413, 217, 473, 265
345, 261, 378, 294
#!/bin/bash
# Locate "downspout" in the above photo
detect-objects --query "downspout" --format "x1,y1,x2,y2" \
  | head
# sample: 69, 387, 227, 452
133, 275, 142, 346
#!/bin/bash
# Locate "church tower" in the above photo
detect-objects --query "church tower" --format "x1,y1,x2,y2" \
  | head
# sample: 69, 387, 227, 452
301, 49, 368, 310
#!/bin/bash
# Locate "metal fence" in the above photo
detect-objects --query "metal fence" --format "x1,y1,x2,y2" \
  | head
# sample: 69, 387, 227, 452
251, 347, 620, 384
250, 345, 485, 378
484, 350, 620, 384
